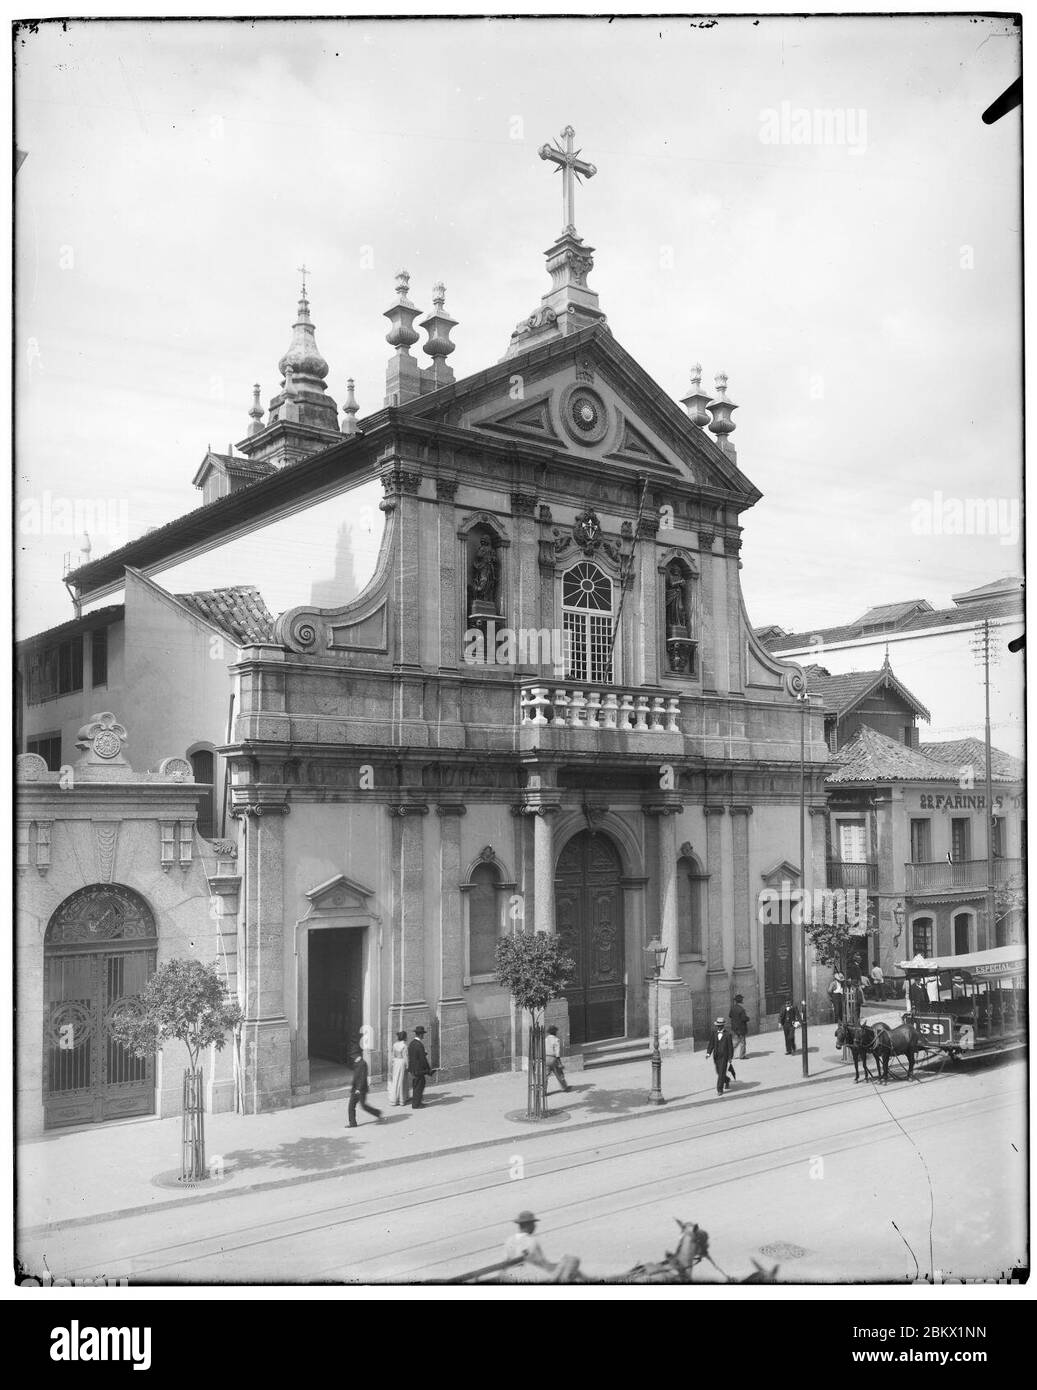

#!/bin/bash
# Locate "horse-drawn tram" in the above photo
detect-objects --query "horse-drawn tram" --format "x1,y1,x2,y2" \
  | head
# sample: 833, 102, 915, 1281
896, 946, 1028, 1059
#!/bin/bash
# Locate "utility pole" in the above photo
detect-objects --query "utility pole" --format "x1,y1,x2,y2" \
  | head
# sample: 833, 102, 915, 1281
799, 689, 809, 1077
971, 619, 999, 948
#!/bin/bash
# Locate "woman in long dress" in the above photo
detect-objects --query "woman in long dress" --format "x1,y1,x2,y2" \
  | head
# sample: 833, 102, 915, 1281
389, 1030, 411, 1106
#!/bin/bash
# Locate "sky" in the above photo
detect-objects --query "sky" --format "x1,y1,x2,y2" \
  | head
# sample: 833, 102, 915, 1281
14, 14, 1023, 639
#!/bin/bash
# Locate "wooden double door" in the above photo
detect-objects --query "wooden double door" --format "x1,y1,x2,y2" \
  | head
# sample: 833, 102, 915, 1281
555, 831, 626, 1046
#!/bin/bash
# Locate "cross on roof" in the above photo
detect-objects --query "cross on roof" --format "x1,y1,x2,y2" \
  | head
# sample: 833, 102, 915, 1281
538, 125, 596, 235
297, 263, 310, 297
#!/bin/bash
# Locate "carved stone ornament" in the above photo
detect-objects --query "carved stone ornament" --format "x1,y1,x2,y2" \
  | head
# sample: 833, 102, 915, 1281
158, 757, 193, 782
562, 387, 609, 446
679, 841, 695, 860
572, 509, 603, 550
16, 753, 48, 780
478, 845, 496, 862
46, 883, 157, 948
784, 668, 808, 698
75, 712, 128, 763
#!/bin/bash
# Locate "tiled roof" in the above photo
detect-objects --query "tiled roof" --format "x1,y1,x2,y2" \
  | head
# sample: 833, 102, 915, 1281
761, 592, 1024, 652
920, 738, 1024, 783
856, 599, 932, 626
18, 604, 125, 648
175, 586, 276, 645
827, 726, 965, 784
803, 663, 930, 721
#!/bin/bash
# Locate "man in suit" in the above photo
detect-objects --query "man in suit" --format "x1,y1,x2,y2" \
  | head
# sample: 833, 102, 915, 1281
779, 999, 800, 1054
408, 1025, 433, 1108
347, 1046, 382, 1127
705, 1016, 735, 1095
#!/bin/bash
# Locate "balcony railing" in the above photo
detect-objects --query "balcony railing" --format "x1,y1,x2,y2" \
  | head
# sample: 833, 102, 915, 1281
904, 857, 1022, 894
520, 682, 681, 733
826, 860, 878, 891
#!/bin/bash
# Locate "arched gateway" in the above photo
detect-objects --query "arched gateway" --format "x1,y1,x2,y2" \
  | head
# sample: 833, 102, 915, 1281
43, 884, 157, 1129
554, 830, 625, 1045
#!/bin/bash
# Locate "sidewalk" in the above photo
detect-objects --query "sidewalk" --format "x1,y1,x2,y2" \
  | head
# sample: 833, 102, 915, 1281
18, 1026, 849, 1235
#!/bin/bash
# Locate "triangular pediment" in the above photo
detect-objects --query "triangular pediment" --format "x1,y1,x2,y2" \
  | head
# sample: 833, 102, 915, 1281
304, 873, 376, 915
402, 326, 762, 505
761, 859, 802, 886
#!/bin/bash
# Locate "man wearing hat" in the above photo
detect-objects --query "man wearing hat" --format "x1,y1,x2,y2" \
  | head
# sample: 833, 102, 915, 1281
705, 1016, 735, 1095
407, 1025, 434, 1109
827, 971, 845, 1024
503, 1211, 554, 1280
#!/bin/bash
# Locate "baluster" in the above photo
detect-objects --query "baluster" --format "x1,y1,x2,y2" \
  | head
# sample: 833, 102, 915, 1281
649, 696, 665, 730
666, 697, 681, 732
634, 695, 651, 731
553, 688, 570, 727
568, 689, 588, 727
601, 692, 619, 730
526, 686, 549, 725
618, 693, 635, 729
585, 691, 602, 727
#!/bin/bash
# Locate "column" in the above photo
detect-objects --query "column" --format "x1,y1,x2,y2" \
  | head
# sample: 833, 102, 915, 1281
235, 793, 292, 1115
435, 803, 470, 1080
729, 804, 757, 1026
436, 477, 459, 671
644, 802, 694, 1044
387, 803, 431, 1041
704, 804, 729, 1023
533, 806, 559, 934
697, 534, 717, 692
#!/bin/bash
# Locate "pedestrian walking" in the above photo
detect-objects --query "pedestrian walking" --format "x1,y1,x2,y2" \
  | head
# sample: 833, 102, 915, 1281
545, 1024, 571, 1093
729, 994, 749, 1059
870, 963, 885, 1000
408, 1025, 433, 1108
347, 1046, 383, 1127
827, 971, 845, 1023
705, 1016, 735, 1095
778, 999, 800, 1054
389, 1029, 411, 1106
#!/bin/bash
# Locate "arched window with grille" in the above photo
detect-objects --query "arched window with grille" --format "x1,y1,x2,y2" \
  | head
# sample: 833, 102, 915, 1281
676, 855, 706, 957
465, 862, 503, 981
562, 561, 614, 684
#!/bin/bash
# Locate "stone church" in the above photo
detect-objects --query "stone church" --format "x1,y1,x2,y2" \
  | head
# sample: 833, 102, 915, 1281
24, 128, 831, 1124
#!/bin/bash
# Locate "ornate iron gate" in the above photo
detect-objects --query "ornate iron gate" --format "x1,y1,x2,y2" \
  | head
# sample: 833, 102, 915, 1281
555, 831, 625, 1046
44, 885, 157, 1130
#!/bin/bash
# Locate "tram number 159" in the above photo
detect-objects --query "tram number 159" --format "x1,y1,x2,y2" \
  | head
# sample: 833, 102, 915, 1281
916, 1017, 952, 1042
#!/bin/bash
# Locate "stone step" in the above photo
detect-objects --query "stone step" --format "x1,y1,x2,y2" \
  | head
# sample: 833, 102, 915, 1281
581, 1036, 653, 1069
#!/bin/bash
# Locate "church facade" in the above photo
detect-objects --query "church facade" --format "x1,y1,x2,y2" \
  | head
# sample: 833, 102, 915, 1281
43, 129, 831, 1119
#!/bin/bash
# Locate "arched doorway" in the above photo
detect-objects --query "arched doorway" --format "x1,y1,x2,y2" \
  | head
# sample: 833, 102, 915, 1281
44, 884, 158, 1129
555, 830, 625, 1045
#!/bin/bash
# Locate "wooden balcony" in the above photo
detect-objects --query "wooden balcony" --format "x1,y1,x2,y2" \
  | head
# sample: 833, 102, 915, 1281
904, 858, 1022, 894
826, 860, 878, 891
519, 682, 681, 734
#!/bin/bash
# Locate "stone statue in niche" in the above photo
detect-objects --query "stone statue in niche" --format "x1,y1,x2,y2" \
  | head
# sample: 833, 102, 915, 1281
469, 533, 500, 617
665, 563, 688, 634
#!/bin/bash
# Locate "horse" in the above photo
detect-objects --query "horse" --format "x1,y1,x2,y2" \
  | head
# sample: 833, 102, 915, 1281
835, 1021, 892, 1083
869, 1018, 923, 1079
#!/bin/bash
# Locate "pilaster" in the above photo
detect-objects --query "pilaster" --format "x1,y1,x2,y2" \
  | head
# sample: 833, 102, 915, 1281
435, 803, 470, 1080
643, 802, 694, 1043
387, 803, 430, 1040
703, 804, 729, 1020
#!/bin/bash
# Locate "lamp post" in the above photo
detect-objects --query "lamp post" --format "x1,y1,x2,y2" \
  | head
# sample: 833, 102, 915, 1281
645, 936, 668, 1105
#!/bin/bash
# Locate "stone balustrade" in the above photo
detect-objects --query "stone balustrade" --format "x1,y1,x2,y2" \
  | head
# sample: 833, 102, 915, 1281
519, 683, 681, 733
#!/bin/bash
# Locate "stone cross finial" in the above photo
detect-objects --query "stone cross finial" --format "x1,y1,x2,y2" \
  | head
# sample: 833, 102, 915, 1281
297, 263, 309, 297
539, 125, 597, 234
432, 281, 446, 310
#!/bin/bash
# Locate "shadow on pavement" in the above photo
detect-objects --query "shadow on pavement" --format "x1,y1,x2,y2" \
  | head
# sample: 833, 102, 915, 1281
580, 1087, 657, 1114
221, 1135, 359, 1175
421, 1094, 471, 1107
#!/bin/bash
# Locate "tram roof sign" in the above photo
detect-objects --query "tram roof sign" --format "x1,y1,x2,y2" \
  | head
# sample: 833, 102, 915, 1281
899, 946, 1027, 979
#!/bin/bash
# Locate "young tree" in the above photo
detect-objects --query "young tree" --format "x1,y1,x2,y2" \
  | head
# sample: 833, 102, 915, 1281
495, 931, 574, 1119
111, 958, 243, 1181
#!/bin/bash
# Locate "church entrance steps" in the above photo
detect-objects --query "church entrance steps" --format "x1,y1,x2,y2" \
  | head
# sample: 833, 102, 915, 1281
581, 1037, 652, 1068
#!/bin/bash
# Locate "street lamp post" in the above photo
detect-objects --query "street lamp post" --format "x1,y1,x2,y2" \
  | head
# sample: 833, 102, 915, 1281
645, 936, 668, 1105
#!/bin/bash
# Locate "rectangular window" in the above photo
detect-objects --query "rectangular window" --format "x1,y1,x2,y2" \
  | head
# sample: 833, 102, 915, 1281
911, 920, 934, 957
26, 636, 83, 703
27, 733, 62, 770
909, 819, 931, 863
91, 627, 108, 687
838, 819, 867, 862
564, 612, 614, 685
677, 866, 703, 956
991, 816, 1005, 859
950, 818, 970, 862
